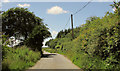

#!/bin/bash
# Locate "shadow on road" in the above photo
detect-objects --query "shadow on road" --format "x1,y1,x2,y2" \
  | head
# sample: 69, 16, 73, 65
42, 53, 56, 58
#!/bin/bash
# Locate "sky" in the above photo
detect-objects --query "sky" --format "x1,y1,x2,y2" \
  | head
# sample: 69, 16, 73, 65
1, 0, 118, 47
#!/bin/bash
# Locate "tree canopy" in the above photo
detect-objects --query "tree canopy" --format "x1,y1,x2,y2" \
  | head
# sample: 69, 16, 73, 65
2, 7, 43, 39
2, 7, 51, 52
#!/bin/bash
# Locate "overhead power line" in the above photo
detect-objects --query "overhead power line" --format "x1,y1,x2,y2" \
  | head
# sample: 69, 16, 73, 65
62, 0, 93, 38
63, 16, 70, 30
73, 0, 93, 15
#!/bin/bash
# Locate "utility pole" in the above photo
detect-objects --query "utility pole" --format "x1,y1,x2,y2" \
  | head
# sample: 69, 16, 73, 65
71, 14, 74, 39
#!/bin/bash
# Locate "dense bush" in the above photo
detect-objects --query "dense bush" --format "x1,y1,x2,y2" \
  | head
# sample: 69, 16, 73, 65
2, 46, 41, 71
46, 2, 120, 69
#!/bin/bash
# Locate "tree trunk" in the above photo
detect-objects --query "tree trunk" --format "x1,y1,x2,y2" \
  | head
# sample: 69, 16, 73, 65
25, 34, 28, 40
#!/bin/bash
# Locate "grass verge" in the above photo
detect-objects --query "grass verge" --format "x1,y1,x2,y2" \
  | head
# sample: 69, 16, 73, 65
2, 45, 41, 71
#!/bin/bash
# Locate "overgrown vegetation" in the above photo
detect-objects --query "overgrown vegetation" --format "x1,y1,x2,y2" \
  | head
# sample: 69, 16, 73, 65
45, 2, 120, 70
2, 7, 51, 70
2, 45, 41, 71
2, 7, 51, 52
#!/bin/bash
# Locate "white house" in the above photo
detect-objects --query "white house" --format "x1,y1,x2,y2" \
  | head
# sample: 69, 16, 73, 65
7, 36, 24, 47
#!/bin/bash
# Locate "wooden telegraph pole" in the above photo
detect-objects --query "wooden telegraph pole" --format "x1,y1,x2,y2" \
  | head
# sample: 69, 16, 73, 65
71, 14, 74, 39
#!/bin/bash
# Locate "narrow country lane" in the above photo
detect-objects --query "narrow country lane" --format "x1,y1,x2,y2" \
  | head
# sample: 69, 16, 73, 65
29, 51, 80, 69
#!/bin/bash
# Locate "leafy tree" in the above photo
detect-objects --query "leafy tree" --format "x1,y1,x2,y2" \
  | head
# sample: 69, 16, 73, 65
110, 1, 120, 15
56, 29, 71, 38
2, 7, 51, 55
86, 16, 100, 25
25, 25, 51, 54
2, 7, 43, 40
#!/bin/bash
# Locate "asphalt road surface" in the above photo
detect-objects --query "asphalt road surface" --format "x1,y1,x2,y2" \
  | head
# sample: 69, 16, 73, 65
29, 51, 80, 69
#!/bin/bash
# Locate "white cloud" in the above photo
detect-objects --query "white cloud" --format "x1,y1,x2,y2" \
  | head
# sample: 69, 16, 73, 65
52, 31, 58, 37
42, 38, 52, 47
2, 0, 9, 2
47, 6, 68, 15
17, 3, 30, 7
42, 30, 58, 47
